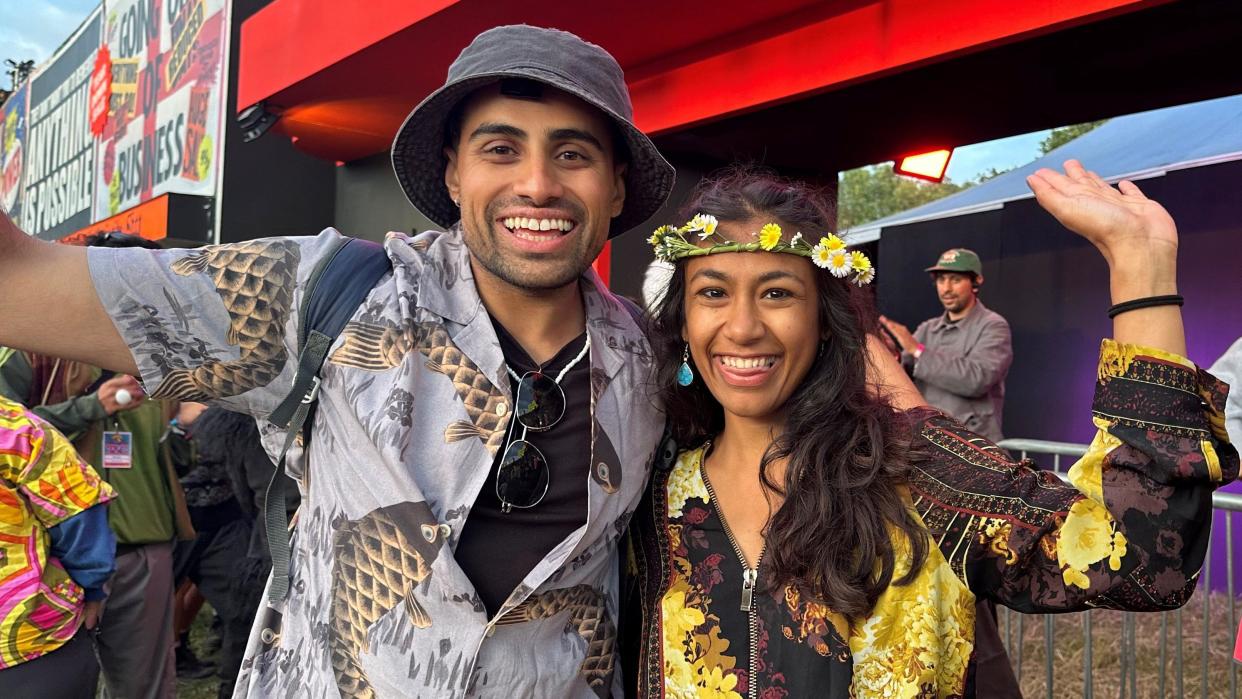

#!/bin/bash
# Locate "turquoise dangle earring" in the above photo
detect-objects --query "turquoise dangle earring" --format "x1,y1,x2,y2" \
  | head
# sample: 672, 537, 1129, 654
677, 344, 695, 386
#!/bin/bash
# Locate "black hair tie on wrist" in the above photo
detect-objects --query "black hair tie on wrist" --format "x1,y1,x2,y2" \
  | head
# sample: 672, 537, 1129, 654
1107, 294, 1184, 319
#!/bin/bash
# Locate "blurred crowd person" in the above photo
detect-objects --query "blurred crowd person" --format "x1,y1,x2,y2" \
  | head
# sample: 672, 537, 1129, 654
1208, 339, 1242, 666
167, 402, 283, 698
0, 395, 116, 697
1209, 337, 1242, 443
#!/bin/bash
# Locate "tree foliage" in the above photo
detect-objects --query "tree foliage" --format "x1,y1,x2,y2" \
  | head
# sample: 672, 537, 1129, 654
838, 120, 1108, 230
1039, 120, 1107, 155
837, 163, 968, 230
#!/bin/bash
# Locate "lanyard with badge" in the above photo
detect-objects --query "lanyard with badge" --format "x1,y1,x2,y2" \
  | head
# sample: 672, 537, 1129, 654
91, 368, 135, 470
102, 417, 134, 470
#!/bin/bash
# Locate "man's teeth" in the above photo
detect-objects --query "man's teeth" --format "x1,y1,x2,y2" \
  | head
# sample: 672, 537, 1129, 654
719, 356, 777, 369
502, 217, 575, 233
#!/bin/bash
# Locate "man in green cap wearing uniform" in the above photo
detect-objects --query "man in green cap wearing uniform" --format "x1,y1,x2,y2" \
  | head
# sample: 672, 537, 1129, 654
880, 247, 1013, 442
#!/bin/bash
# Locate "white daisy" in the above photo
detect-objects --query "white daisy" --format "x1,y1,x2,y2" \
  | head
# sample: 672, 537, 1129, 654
684, 213, 719, 239
811, 243, 832, 268
826, 250, 853, 278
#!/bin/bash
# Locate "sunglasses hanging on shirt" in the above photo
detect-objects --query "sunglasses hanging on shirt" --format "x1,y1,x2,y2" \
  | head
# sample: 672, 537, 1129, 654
496, 334, 591, 513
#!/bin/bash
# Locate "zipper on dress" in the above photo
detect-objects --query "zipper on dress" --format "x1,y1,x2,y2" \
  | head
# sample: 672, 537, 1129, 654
747, 599, 760, 699
701, 461, 765, 699
740, 567, 756, 612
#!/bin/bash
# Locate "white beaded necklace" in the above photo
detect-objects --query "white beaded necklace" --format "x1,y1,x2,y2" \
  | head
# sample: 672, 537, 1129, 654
505, 334, 591, 384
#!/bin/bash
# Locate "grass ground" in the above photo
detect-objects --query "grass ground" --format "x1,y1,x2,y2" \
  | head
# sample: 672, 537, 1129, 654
176, 604, 221, 699
93, 603, 222, 698
1005, 591, 1240, 698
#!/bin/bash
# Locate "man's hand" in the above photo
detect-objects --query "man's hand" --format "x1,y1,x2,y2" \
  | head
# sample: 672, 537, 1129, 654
879, 316, 919, 354
82, 600, 102, 629
97, 375, 146, 414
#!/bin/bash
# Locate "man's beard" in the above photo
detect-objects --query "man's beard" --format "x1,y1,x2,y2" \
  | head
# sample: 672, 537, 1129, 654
942, 295, 972, 314
473, 245, 591, 291
468, 199, 596, 292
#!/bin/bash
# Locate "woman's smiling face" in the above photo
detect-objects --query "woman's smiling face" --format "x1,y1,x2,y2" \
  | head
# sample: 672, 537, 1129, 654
681, 218, 822, 425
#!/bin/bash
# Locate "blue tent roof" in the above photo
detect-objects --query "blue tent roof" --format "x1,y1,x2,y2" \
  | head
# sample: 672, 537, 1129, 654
850, 93, 1242, 237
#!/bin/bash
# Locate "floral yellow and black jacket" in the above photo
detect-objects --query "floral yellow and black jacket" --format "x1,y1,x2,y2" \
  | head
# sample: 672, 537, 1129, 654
626, 341, 1237, 699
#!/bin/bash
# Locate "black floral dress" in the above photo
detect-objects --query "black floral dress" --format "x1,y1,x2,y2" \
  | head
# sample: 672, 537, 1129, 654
627, 340, 1238, 698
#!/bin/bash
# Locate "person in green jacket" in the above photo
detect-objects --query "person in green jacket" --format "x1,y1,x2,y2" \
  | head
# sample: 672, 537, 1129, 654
0, 346, 143, 438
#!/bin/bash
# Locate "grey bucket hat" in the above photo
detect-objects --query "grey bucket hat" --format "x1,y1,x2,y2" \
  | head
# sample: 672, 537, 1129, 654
391, 25, 675, 238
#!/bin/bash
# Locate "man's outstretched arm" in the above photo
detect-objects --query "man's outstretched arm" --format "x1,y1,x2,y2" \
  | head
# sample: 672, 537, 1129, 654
0, 210, 137, 374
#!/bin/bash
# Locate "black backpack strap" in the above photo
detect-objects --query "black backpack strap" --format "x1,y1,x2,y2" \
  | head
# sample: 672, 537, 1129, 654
264, 237, 391, 603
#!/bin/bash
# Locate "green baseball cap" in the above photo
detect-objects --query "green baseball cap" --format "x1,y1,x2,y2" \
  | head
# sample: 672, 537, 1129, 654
925, 248, 982, 276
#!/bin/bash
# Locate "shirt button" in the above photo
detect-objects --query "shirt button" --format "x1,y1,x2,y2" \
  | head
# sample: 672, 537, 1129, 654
496, 402, 508, 417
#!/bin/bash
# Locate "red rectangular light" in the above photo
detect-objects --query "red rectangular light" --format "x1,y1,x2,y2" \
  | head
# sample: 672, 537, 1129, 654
894, 149, 953, 183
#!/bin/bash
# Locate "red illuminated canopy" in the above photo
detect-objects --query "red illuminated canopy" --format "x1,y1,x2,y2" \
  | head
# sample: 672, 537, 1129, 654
238, 0, 1157, 163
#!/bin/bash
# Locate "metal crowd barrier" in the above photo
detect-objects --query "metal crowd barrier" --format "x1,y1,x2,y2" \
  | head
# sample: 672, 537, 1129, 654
996, 438, 1240, 699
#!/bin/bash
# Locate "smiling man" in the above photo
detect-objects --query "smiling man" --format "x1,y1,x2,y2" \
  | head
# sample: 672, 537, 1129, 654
0, 25, 674, 698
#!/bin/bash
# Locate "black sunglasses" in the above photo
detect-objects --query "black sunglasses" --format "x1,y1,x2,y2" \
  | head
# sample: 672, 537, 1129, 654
495, 370, 567, 513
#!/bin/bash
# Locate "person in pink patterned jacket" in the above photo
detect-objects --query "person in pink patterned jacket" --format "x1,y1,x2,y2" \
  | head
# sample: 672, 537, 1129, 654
0, 394, 116, 697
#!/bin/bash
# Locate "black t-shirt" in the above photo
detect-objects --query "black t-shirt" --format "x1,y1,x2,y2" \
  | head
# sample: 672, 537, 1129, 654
453, 320, 591, 617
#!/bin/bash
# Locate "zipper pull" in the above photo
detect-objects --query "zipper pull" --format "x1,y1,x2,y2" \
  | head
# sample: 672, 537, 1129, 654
740, 567, 756, 612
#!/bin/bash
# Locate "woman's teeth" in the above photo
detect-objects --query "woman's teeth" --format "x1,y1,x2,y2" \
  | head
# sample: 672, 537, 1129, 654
719, 356, 777, 369
502, 217, 575, 233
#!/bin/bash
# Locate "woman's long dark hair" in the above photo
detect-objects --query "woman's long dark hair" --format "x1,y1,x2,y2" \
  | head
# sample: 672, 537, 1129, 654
650, 167, 928, 619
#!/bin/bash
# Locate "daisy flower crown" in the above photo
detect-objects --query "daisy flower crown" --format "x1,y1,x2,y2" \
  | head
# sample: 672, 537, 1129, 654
648, 213, 875, 286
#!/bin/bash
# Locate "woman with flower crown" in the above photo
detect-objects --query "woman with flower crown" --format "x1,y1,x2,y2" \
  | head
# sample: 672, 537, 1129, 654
624, 163, 1237, 698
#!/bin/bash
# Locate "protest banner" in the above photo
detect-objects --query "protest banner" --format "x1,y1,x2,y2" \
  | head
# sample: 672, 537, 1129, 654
0, 84, 29, 220
94, 0, 227, 220
22, 9, 102, 240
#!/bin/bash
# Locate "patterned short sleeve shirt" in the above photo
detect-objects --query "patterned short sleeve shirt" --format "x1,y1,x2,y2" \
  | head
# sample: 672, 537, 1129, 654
88, 227, 665, 698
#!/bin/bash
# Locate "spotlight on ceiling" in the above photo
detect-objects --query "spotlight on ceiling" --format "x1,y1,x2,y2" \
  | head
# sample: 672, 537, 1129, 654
237, 101, 280, 143
894, 148, 954, 183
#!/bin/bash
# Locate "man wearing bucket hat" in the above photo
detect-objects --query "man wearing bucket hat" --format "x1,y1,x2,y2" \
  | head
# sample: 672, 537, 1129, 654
0, 24, 673, 698
880, 247, 1013, 443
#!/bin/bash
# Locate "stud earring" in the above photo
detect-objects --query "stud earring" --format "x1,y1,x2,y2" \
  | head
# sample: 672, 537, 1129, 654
677, 344, 694, 386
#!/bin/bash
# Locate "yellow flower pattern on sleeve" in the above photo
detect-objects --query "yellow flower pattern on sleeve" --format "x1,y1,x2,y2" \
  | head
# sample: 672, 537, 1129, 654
849, 523, 975, 699
1056, 498, 1127, 589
